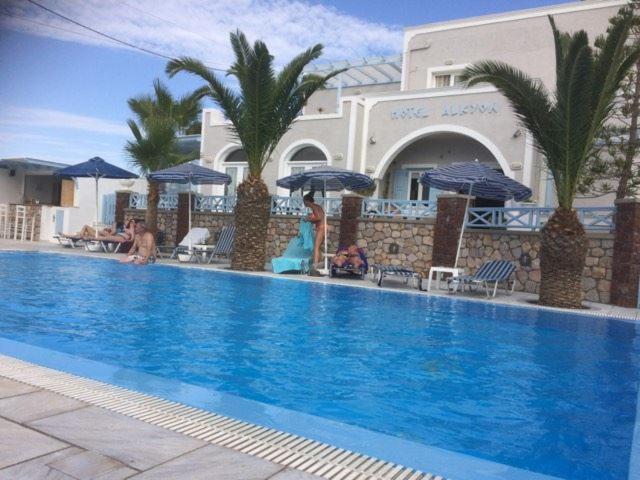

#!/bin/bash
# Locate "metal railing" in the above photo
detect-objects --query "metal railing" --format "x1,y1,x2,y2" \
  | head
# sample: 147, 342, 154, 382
126, 193, 615, 231
270, 196, 342, 216
129, 193, 178, 210
362, 199, 437, 219
466, 206, 615, 231
194, 195, 236, 213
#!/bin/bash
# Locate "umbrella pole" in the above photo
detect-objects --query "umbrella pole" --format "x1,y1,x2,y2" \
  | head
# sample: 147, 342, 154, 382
188, 180, 192, 251
323, 179, 328, 274
95, 176, 99, 239
454, 184, 472, 269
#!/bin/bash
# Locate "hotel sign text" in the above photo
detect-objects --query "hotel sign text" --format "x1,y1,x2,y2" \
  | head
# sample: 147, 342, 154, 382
390, 102, 500, 119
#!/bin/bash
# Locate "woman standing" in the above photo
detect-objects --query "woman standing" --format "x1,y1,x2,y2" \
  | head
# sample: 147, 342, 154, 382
303, 192, 325, 269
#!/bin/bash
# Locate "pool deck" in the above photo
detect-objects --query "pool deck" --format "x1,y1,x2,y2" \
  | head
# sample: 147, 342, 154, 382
0, 238, 637, 480
0, 373, 321, 480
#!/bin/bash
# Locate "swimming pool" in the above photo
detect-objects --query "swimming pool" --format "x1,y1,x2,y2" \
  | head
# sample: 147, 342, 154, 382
0, 251, 638, 480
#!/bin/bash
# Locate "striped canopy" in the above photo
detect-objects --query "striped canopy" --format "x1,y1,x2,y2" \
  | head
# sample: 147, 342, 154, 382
56, 156, 137, 179
148, 162, 231, 185
420, 162, 532, 201
276, 165, 374, 192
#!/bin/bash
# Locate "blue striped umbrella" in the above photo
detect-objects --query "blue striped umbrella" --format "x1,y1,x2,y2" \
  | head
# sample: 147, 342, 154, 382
420, 162, 532, 268
276, 166, 374, 275
56, 157, 138, 235
276, 165, 374, 193
420, 162, 532, 201
148, 163, 231, 245
147, 162, 231, 185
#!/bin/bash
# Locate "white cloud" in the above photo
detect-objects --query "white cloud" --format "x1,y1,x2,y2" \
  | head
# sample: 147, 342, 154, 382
0, 106, 130, 136
0, 0, 402, 68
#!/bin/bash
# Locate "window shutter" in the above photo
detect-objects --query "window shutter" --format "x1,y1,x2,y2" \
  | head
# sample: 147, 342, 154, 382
393, 169, 409, 200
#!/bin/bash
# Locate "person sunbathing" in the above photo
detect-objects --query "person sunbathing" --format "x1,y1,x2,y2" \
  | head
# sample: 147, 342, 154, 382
65, 219, 134, 240
120, 220, 156, 265
96, 219, 135, 243
332, 245, 364, 269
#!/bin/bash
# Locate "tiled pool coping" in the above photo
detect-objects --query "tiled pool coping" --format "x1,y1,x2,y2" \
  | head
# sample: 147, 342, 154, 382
0, 349, 438, 480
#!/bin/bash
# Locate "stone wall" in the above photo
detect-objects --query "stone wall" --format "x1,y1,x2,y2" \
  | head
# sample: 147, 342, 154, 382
457, 231, 613, 304
126, 208, 340, 260
357, 218, 435, 273
124, 207, 614, 304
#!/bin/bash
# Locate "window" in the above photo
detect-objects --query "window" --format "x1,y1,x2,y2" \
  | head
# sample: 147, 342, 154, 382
284, 145, 328, 196
430, 67, 467, 88
223, 148, 249, 195
409, 171, 429, 201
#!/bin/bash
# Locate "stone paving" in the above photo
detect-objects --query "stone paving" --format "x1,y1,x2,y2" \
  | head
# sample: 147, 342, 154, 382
0, 377, 318, 480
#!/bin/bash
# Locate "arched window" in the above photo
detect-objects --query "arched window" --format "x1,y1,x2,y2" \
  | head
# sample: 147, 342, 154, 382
286, 145, 327, 177
223, 148, 249, 196
290, 146, 326, 162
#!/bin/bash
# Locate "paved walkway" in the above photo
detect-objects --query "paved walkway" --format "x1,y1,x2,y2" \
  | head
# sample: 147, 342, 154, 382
0, 376, 317, 480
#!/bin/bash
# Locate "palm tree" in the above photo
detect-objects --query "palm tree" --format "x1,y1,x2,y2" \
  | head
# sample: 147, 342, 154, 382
462, 11, 640, 308
166, 30, 342, 271
125, 79, 202, 233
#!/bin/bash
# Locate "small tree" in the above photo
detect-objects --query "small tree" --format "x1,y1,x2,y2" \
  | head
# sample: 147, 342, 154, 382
167, 30, 342, 271
125, 79, 202, 233
579, 4, 640, 200
462, 10, 640, 308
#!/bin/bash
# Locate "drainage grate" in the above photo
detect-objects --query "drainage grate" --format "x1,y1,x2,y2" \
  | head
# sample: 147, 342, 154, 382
0, 354, 445, 480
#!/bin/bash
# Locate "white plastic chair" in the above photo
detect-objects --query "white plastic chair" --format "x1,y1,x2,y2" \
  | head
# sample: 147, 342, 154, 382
13, 206, 27, 241
0, 204, 8, 239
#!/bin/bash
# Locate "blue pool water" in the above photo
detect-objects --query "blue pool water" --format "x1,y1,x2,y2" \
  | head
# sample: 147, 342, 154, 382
1, 251, 639, 480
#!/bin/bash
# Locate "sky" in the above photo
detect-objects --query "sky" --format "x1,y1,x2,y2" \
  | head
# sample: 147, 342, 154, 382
0, 0, 574, 169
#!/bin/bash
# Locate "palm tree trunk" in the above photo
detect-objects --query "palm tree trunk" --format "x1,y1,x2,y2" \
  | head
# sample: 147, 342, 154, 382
231, 175, 271, 271
539, 208, 588, 308
146, 181, 159, 235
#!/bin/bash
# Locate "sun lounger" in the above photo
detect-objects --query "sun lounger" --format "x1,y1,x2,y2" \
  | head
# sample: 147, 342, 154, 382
449, 260, 516, 298
157, 227, 211, 261
371, 264, 423, 290
203, 225, 236, 264
53, 234, 87, 248
330, 247, 368, 280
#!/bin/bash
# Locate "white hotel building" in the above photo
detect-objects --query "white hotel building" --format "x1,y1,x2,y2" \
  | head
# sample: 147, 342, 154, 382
198, 0, 625, 208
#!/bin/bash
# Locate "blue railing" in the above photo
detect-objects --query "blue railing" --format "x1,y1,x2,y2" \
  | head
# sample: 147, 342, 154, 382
466, 207, 615, 231
270, 196, 342, 216
362, 199, 437, 219
126, 194, 615, 231
129, 193, 178, 210
194, 195, 236, 213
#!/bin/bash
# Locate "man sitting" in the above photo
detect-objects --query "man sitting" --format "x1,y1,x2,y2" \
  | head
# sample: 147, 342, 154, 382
332, 244, 364, 269
120, 220, 156, 265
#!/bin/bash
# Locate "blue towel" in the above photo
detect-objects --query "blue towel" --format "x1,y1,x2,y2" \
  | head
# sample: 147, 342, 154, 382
272, 219, 315, 274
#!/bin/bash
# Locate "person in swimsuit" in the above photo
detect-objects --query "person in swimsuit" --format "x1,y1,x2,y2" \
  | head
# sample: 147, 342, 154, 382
97, 218, 135, 243
303, 192, 326, 267
120, 220, 156, 265
332, 245, 364, 269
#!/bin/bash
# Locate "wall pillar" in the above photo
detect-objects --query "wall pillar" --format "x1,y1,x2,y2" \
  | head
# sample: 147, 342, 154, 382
611, 198, 640, 307
339, 194, 363, 247
432, 194, 474, 268
114, 190, 131, 226
176, 193, 191, 244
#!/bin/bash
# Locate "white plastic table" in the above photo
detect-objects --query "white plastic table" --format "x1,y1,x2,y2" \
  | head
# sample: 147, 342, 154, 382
193, 244, 215, 264
426, 266, 461, 292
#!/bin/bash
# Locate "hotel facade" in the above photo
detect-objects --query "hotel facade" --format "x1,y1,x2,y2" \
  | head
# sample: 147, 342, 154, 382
198, 0, 626, 207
